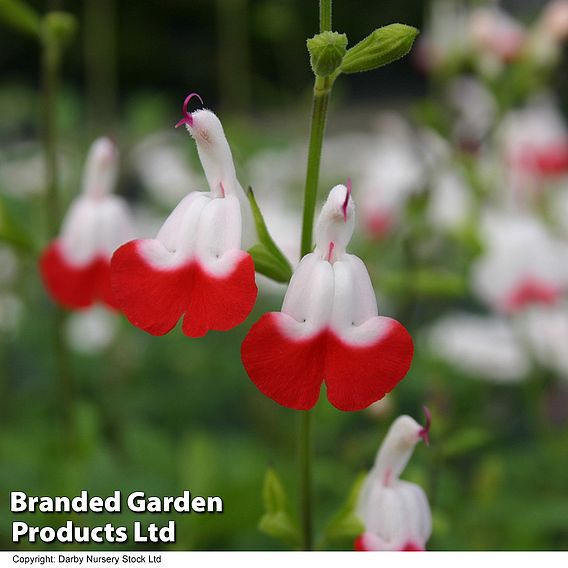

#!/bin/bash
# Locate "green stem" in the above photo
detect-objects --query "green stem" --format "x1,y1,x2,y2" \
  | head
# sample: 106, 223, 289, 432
41, 30, 76, 451
319, 0, 332, 33
299, 410, 312, 550
298, 0, 334, 552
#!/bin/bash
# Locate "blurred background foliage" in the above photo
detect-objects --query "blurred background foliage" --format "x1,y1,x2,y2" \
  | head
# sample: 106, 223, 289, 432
1, 0, 568, 552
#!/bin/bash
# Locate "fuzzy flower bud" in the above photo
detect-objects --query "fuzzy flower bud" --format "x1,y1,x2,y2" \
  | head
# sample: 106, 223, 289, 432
340, 24, 419, 74
307, 31, 348, 77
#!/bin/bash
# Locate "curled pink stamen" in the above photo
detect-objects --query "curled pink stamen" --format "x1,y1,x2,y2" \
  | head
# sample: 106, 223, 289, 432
327, 241, 335, 262
419, 405, 431, 446
175, 92, 205, 129
219, 181, 226, 198
342, 177, 352, 222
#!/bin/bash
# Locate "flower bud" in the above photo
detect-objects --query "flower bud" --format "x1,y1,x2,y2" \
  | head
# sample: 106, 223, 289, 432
43, 11, 76, 49
307, 31, 348, 77
340, 23, 419, 74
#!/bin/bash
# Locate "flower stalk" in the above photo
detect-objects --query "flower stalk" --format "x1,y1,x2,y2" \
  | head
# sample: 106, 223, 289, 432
298, 0, 333, 552
41, 9, 77, 451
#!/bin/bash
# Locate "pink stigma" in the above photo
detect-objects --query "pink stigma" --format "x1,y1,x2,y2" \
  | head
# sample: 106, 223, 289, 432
342, 178, 352, 222
175, 92, 205, 129
327, 241, 335, 262
219, 181, 226, 198
419, 405, 431, 446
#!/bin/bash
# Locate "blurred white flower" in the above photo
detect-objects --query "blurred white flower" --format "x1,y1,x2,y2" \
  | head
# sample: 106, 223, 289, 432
538, 0, 568, 43
472, 211, 568, 313
499, 96, 568, 194
247, 144, 305, 197
0, 144, 45, 197
65, 307, 119, 355
0, 245, 19, 285
469, 5, 526, 65
356, 414, 431, 551
131, 132, 203, 208
0, 293, 23, 334
427, 312, 530, 383
365, 394, 394, 419
518, 304, 568, 381
359, 130, 425, 239
427, 168, 472, 231
419, 0, 471, 72
447, 76, 497, 148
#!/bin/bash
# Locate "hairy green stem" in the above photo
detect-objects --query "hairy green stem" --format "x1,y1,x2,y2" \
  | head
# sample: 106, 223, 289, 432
41, 31, 75, 451
298, 0, 334, 552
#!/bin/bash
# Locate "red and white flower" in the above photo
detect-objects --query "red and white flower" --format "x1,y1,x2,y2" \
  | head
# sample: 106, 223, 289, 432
111, 95, 257, 337
40, 137, 133, 310
355, 412, 432, 551
500, 96, 568, 185
469, 5, 526, 64
472, 211, 568, 313
241, 182, 414, 411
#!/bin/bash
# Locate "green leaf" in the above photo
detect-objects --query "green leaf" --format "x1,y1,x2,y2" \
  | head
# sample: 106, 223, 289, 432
307, 31, 348, 77
259, 467, 300, 548
340, 23, 419, 74
262, 467, 288, 513
321, 472, 366, 545
0, 0, 40, 39
247, 188, 293, 283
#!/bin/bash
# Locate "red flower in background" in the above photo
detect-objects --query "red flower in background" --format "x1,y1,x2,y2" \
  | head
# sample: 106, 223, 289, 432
111, 95, 257, 337
40, 137, 133, 310
241, 182, 414, 412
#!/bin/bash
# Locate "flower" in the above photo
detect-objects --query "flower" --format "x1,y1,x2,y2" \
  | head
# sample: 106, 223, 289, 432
500, 96, 568, 183
241, 182, 414, 411
359, 126, 425, 239
538, 0, 568, 43
518, 304, 568, 382
472, 211, 568, 313
468, 5, 526, 64
39, 137, 133, 310
355, 411, 432, 551
111, 94, 257, 337
427, 312, 530, 383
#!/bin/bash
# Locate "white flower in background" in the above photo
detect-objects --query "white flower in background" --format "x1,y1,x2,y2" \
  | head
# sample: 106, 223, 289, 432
539, 0, 568, 42
528, 0, 568, 66
0, 293, 23, 334
498, 95, 568, 194
418, 0, 471, 72
247, 144, 305, 197
356, 413, 432, 551
517, 304, 568, 381
131, 132, 203, 208
365, 394, 394, 419
469, 4, 526, 72
427, 312, 530, 383
472, 211, 568, 313
427, 168, 473, 232
65, 306, 119, 355
447, 76, 497, 149
359, 131, 425, 239
39, 137, 134, 311
0, 245, 18, 286
0, 144, 45, 198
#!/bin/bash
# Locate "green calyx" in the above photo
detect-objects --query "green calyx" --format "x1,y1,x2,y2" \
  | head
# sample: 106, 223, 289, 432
307, 30, 348, 77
